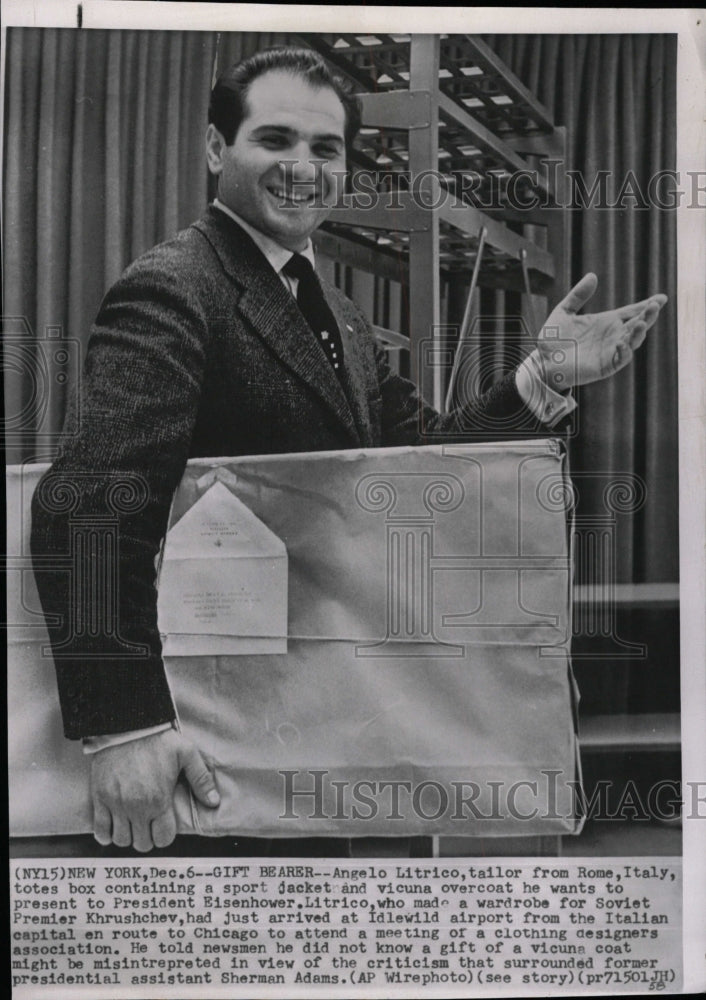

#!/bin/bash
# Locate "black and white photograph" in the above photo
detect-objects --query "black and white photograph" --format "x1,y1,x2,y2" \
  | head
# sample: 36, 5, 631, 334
4, 3, 705, 996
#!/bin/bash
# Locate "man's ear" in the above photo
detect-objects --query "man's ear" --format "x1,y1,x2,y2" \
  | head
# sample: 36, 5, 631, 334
205, 124, 226, 175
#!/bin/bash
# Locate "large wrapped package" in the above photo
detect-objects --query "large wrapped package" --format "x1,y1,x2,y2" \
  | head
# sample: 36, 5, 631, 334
8, 441, 582, 838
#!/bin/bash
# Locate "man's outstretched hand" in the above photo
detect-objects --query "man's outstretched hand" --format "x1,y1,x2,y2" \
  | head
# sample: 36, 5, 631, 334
91, 730, 220, 852
533, 273, 667, 390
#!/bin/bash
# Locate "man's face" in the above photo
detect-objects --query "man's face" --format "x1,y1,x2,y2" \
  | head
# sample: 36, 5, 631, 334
207, 69, 347, 251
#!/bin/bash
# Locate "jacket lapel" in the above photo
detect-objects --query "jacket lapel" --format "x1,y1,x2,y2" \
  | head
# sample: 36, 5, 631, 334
324, 288, 376, 448
193, 208, 361, 445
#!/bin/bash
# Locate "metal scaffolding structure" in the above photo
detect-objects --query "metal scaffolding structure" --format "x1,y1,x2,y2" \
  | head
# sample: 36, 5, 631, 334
302, 32, 569, 410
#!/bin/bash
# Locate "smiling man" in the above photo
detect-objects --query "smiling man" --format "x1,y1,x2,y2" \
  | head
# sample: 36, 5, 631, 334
206, 59, 349, 249
30, 46, 665, 853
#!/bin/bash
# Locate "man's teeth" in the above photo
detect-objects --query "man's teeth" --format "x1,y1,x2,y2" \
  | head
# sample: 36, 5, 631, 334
270, 187, 314, 203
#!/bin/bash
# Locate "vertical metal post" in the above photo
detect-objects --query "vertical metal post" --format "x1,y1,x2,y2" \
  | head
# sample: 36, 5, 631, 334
409, 35, 442, 410
546, 126, 570, 310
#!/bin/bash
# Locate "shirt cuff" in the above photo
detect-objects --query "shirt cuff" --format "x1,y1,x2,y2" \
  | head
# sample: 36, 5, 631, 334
515, 351, 577, 428
82, 722, 176, 754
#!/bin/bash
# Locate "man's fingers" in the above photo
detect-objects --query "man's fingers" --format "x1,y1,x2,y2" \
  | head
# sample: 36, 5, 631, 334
559, 272, 598, 314
609, 298, 663, 362
94, 798, 135, 848
615, 298, 654, 320
111, 811, 133, 848
181, 743, 220, 808
624, 309, 654, 346
611, 341, 634, 375
90, 734, 217, 853
131, 819, 155, 854
616, 293, 667, 322
152, 810, 178, 849
93, 800, 113, 846
630, 326, 648, 351
642, 300, 664, 330
626, 320, 647, 351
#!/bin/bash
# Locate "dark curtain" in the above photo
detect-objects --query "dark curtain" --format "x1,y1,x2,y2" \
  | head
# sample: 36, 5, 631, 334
4, 31, 678, 585
479, 34, 678, 584
2, 28, 283, 464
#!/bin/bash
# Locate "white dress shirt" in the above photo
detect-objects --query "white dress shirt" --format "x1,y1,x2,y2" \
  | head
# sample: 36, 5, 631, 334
214, 198, 315, 295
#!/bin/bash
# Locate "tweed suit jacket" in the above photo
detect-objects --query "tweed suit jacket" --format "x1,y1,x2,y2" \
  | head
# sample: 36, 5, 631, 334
31, 206, 536, 739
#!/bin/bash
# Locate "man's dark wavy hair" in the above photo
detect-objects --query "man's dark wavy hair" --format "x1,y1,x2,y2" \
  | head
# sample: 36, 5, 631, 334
208, 46, 361, 157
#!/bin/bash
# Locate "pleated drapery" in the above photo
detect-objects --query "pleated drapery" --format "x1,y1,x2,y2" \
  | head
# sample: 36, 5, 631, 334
4, 30, 213, 463
455, 34, 678, 583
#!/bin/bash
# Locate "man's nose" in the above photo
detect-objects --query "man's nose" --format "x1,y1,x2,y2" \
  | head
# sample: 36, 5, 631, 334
283, 144, 322, 186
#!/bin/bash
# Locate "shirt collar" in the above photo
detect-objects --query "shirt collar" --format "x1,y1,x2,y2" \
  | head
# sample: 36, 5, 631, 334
213, 199, 316, 274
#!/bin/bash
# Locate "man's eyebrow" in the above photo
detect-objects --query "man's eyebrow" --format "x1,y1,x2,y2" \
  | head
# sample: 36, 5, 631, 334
313, 133, 345, 146
250, 124, 344, 144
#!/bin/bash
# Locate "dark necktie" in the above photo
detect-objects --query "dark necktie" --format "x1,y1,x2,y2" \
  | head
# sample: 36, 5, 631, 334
283, 254, 345, 377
